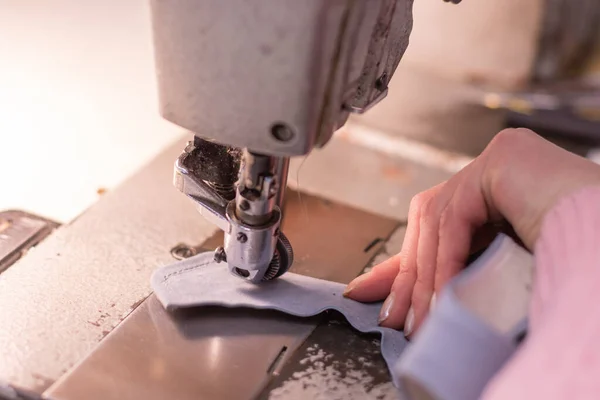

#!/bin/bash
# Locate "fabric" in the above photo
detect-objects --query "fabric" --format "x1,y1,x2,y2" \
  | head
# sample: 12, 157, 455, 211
395, 288, 516, 400
152, 235, 528, 399
151, 252, 409, 388
396, 234, 531, 400
482, 185, 600, 399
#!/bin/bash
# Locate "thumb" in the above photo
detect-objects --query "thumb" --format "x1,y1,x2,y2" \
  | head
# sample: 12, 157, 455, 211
343, 253, 401, 302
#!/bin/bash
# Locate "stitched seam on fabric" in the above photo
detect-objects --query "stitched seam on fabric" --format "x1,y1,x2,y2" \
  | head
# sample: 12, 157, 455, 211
161, 260, 213, 282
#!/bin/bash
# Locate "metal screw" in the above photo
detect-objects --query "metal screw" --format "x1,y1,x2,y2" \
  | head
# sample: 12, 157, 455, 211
239, 200, 250, 211
214, 247, 227, 263
171, 244, 196, 260
271, 123, 295, 142
237, 232, 248, 243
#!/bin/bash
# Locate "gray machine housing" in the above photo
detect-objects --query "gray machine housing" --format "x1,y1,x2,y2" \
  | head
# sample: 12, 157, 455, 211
150, 0, 414, 157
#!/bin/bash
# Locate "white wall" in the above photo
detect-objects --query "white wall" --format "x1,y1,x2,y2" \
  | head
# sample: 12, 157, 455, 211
0, 1, 184, 222
404, 0, 544, 89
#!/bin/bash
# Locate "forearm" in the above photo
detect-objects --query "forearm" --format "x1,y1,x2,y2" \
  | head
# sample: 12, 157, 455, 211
483, 185, 600, 399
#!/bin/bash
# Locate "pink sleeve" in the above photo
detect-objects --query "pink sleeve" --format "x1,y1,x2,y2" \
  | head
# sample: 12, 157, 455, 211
482, 185, 600, 400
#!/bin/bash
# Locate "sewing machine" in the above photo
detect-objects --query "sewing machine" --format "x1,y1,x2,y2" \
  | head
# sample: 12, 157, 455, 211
150, 0, 422, 282
2, 1, 599, 399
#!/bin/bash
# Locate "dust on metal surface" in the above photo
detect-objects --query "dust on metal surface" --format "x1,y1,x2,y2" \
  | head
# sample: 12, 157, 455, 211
46, 190, 398, 400
260, 314, 403, 400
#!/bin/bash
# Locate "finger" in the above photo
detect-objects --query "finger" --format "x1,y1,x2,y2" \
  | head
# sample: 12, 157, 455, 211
379, 188, 436, 329
409, 184, 447, 335
435, 165, 489, 293
344, 253, 401, 302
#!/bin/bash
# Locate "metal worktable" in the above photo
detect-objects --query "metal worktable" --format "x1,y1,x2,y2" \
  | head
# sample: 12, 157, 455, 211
0, 131, 438, 400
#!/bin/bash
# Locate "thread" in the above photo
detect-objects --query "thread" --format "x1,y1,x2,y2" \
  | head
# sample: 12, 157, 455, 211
294, 154, 311, 223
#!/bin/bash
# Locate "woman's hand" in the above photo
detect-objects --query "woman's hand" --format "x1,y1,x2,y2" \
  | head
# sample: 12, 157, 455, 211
343, 128, 600, 337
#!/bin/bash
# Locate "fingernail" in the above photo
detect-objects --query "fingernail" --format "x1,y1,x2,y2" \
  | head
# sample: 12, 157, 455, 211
343, 273, 368, 297
342, 285, 355, 297
429, 293, 437, 312
378, 292, 395, 324
404, 306, 415, 336
342, 281, 358, 297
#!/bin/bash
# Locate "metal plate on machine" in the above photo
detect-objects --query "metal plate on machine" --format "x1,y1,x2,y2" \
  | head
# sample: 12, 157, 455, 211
46, 191, 398, 400
260, 316, 401, 400
0, 210, 58, 273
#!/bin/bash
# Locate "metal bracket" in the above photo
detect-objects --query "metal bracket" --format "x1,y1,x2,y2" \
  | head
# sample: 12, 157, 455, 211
173, 147, 231, 233
0, 210, 58, 274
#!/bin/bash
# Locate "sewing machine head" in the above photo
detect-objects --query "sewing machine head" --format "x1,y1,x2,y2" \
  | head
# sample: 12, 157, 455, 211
149, 0, 418, 282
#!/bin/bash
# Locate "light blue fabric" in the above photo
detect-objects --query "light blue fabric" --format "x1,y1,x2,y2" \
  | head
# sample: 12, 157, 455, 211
152, 251, 408, 388
152, 234, 525, 400
396, 287, 517, 400
397, 234, 528, 400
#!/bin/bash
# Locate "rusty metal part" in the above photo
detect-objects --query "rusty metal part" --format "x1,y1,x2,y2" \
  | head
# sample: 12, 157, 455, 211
45, 191, 398, 400
0, 210, 58, 274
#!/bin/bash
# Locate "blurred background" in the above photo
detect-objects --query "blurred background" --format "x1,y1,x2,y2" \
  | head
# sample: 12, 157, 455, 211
1, 0, 600, 222
0, 1, 182, 221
